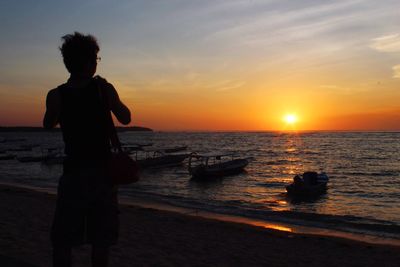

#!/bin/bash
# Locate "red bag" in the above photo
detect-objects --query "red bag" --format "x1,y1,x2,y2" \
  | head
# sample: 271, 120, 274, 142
108, 150, 140, 185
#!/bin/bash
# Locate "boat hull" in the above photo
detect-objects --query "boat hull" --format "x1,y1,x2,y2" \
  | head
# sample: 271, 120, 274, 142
137, 154, 188, 168
191, 159, 248, 180
286, 182, 327, 196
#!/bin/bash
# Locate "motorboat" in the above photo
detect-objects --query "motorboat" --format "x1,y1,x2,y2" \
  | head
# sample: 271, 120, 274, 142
188, 153, 249, 180
286, 171, 329, 197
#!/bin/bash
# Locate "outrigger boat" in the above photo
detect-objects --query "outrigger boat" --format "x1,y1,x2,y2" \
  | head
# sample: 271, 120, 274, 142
131, 148, 189, 168
122, 143, 153, 154
188, 153, 249, 180
286, 171, 329, 197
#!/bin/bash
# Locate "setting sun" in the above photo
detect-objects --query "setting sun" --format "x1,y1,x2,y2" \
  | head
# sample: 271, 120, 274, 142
283, 114, 298, 125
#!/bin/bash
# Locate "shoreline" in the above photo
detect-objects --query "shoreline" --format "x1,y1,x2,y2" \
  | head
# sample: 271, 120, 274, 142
119, 195, 400, 247
2, 181, 399, 247
0, 183, 399, 266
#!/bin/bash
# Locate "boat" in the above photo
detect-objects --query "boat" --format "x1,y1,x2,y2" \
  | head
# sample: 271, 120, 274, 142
286, 171, 329, 197
188, 153, 249, 180
132, 149, 189, 168
122, 143, 153, 154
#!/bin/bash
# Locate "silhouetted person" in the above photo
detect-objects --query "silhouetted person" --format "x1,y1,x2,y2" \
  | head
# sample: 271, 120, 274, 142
43, 32, 131, 267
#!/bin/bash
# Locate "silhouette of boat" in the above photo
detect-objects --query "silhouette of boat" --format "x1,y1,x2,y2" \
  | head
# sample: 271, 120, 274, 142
286, 172, 329, 197
132, 149, 189, 168
122, 143, 153, 153
188, 153, 249, 180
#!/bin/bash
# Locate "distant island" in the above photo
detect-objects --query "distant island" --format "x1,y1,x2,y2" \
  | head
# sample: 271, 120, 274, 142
0, 126, 153, 132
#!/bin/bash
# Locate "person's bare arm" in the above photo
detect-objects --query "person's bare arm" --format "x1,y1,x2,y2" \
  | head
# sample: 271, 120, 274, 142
94, 76, 131, 124
104, 83, 131, 125
43, 88, 61, 129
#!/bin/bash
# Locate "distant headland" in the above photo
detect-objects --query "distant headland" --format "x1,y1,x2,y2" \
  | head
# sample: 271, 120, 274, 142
0, 126, 153, 132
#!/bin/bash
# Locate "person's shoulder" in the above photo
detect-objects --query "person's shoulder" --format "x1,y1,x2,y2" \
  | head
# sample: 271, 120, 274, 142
94, 75, 115, 89
46, 85, 63, 102
94, 75, 117, 98
47, 87, 60, 97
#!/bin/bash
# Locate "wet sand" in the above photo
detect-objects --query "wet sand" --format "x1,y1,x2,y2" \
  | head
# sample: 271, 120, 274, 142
0, 184, 399, 267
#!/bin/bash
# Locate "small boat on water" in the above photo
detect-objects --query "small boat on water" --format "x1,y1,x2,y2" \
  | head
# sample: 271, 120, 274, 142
122, 143, 153, 154
188, 153, 249, 180
132, 149, 189, 168
286, 171, 329, 197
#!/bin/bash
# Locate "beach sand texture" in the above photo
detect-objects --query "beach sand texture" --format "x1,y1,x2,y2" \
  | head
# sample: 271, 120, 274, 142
0, 184, 399, 267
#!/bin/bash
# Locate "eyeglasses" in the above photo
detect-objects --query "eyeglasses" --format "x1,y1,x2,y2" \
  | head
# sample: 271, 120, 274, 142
96, 56, 102, 62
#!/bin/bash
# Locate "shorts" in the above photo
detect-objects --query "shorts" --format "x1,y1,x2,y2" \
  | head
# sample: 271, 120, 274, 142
51, 166, 119, 247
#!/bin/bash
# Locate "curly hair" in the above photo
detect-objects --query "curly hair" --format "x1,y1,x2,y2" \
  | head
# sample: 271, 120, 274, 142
59, 32, 100, 74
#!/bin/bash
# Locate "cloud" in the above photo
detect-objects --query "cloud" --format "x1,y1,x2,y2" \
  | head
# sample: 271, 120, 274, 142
206, 80, 245, 92
393, 65, 400, 78
203, 0, 365, 44
370, 34, 400, 53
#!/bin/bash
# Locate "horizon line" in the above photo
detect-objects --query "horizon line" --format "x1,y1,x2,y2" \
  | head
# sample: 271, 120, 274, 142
1, 126, 399, 133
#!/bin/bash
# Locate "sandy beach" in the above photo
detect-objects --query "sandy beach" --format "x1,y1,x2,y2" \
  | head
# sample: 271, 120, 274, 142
0, 184, 399, 267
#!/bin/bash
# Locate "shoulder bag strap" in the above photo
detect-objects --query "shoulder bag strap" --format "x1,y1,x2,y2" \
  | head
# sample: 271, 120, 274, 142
96, 79, 123, 153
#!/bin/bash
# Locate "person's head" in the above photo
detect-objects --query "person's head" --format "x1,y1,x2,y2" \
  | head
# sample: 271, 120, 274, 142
60, 32, 100, 77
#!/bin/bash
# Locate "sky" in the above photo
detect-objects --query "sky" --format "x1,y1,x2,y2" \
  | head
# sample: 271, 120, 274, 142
0, 0, 399, 131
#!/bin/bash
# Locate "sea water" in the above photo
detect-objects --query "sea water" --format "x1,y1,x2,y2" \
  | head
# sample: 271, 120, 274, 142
0, 131, 399, 238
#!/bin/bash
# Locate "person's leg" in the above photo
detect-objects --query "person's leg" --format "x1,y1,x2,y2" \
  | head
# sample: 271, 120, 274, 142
53, 246, 72, 267
91, 246, 109, 267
